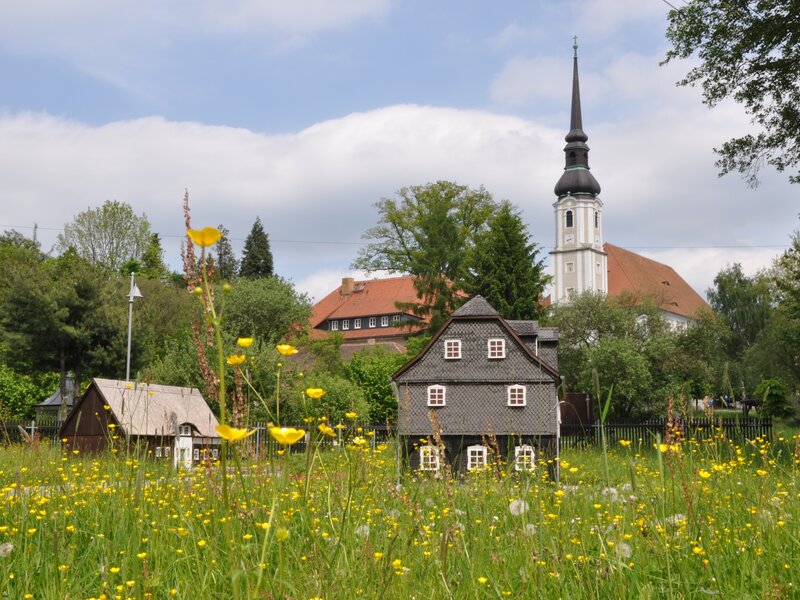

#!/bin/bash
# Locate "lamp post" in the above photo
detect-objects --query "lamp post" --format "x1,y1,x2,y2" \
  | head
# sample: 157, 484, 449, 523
125, 272, 143, 381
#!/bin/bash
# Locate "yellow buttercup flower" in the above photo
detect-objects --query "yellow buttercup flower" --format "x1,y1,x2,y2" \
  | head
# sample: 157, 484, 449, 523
306, 387, 325, 399
237, 338, 254, 348
345, 411, 358, 420
270, 427, 305, 445
318, 423, 336, 437
226, 354, 246, 366
277, 343, 298, 356
215, 424, 257, 442
187, 227, 222, 247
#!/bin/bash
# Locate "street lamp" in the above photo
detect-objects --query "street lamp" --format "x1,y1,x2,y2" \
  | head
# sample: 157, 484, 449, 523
125, 272, 143, 381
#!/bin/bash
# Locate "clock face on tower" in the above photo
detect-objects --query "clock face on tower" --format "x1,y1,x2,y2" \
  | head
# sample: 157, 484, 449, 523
565, 234, 575, 244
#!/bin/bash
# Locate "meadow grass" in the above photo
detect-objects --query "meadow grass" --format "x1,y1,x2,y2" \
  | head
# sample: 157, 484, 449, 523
0, 428, 798, 599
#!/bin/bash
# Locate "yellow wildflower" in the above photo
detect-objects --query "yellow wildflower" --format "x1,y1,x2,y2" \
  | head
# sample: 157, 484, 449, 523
215, 424, 256, 443
187, 227, 222, 247
306, 387, 325, 399
270, 427, 305, 445
276, 343, 298, 355
318, 423, 337, 437
237, 337, 254, 348
226, 354, 246, 366
345, 411, 358, 420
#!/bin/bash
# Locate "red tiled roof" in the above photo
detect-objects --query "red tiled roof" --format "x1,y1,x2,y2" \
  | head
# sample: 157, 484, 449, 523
310, 275, 428, 340
605, 243, 708, 319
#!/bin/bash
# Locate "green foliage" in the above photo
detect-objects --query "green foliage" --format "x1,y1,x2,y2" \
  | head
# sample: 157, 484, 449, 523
284, 372, 369, 424
0, 229, 39, 252
139, 331, 204, 391
1, 250, 128, 395
664, 0, 800, 185
345, 349, 407, 424
239, 217, 274, 278
56, 200, 152, 271
140, 233, 170, 281
353, 181, 497, 331
303, 334, 346, 376
755, 378, 794, 419
223, 277, 311, 345
405, 333, 432, 358
0, 365, 58, 419
214, 225, 238, 281
464, 200, 549, 320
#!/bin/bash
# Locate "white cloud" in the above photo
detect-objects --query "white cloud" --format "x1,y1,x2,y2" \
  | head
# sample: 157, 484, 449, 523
0, 100, 795, 303
572, 0, 668, 35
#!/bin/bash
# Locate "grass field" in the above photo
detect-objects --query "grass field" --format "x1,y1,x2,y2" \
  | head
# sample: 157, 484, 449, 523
0, 426, 798, 599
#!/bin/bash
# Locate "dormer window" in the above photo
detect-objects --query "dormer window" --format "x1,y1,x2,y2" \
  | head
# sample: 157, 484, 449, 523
369, 317, 376, 328
444, 339, 461, 359
179, 425, 192, 437
354, 318, 361, 329
507, 385, 526, 407
487, 338, 505, 359
427, 385, 446, 407
330, 320, 339, 331
381, 316, 389, 327
565, 210, 574, 228
342, 319, 350, 331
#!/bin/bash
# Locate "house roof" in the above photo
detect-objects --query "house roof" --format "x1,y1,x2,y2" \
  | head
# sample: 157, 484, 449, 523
91, 378, 219, 438
310, 275, 427, 340
393, 296, 560, 380
605, 243, 708, 319
36, 375, 75, 408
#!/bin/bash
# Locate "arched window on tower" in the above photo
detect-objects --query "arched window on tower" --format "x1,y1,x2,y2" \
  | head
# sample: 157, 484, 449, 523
594, 210, 599, 228
567, 151, 577, 166
565, 210, 574, 228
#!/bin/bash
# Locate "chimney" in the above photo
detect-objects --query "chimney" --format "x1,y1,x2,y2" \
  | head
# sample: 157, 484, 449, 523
341, 277, 355, 297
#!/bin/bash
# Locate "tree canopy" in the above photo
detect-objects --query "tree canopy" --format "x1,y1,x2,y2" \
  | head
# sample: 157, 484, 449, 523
353, 181, 497, 330
664, 0, 800, 186
56, 200, 152, 271
464, 201, 549, 320
239, 217, 274, 278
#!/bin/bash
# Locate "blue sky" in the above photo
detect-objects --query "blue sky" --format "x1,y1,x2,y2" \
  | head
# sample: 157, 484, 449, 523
1, 0, 796, 301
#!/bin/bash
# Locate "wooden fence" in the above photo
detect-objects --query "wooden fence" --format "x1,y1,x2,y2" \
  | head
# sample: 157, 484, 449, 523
560, 417, 772, 448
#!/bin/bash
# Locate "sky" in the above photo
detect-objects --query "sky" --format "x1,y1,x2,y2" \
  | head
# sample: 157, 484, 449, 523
1, 0, 796, 303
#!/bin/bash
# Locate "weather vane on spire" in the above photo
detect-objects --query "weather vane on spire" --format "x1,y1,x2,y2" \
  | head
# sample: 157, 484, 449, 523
573, 35, 578, 57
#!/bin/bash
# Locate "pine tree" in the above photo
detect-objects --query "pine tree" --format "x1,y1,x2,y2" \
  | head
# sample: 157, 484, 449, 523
140, 233, 169, 280
214, 225, 238, 281
239, 217, 274, 278
464, 201, 549, 320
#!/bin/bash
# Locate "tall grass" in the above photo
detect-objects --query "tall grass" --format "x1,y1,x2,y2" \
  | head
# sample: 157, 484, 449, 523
0, 427, 798, 599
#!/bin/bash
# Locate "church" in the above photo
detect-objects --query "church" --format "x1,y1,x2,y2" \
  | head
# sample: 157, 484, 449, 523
549, 42, 707, 329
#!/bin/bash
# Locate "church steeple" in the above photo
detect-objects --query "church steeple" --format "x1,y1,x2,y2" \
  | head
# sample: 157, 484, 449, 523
554, 39, 601, 198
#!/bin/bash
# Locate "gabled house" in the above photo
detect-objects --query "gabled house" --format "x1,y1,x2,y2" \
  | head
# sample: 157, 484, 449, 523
310, 275, 428, 355
393, 296, 560, 473
60, 378, 220, 469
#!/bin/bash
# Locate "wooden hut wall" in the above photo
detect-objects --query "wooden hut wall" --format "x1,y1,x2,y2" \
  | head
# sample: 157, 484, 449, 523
60, 385, 116, 452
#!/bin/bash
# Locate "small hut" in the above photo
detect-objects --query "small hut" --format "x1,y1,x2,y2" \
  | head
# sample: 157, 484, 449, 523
60, 378, 220, 468
34, 375, 75, 423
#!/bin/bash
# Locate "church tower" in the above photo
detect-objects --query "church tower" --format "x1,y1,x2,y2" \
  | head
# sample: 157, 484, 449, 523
550, 41, 607, 303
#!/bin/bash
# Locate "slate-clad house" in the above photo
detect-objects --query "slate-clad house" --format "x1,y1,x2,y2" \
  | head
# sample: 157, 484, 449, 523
393, 296, 560, 473
60, 378, 220, 469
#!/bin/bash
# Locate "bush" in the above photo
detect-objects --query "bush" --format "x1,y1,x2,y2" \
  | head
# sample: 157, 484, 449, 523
755, 378, 794, 419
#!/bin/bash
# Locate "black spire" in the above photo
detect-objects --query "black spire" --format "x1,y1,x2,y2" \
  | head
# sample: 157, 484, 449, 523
554, 38, 601, 198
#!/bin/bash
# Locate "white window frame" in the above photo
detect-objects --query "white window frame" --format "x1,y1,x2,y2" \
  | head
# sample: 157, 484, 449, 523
487, 338, 506, 359
193, 448, 199, 461
515, 445, 535, 471
565, 210, 574, 228
427, 385, 446, 407
565, 261, 575, 273
368, 317, 377, 328
211, 449, 218, 460
342, 319, 350, 331
164, 446, 171, 457
444, 339, 462, 360
330, 320, 339, 331
354, 318, 361, 329
179, 425, 192, 437
419, 445, 440, 471
155, 447, 162, 458
467, 445, 487, 471
507, 385, 526, 407
380, 315, 389, 327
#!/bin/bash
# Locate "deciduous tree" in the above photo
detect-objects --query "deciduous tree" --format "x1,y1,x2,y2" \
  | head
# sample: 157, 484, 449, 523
56, 200, 152, 271
664, 0, 800, 185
